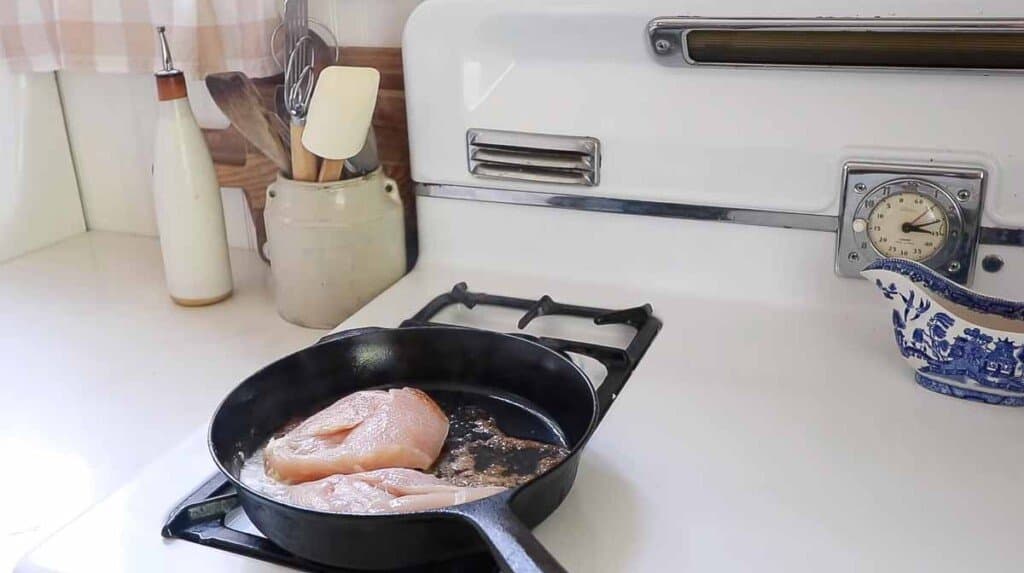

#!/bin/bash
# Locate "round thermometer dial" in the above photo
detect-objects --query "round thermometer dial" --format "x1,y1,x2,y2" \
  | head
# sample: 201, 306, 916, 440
866, 191, 949, 261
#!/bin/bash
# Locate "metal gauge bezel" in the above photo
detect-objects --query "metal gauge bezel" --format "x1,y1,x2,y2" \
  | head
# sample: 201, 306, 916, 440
836, 161, 985, 285
853, 178, 963, 263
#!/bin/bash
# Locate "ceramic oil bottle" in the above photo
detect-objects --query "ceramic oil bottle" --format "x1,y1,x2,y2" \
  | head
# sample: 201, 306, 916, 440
151, 26, 233, 306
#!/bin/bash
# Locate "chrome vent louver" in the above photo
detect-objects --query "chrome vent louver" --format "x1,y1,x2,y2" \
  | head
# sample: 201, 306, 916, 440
467, 129, 601, 186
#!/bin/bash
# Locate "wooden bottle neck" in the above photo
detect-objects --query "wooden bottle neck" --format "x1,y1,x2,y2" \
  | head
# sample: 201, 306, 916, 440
156, 72, 188, 101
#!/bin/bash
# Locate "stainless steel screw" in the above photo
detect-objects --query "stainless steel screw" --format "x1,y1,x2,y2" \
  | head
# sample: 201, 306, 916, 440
654, 39, 672, 53
854, 183, 867, 193
848, 252, 860, 262
956, 189, 971, 201
947, 261, 961, 273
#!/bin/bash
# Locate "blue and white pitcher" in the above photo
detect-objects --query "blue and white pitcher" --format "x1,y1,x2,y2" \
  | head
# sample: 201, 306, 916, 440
863, 258, 1024, 406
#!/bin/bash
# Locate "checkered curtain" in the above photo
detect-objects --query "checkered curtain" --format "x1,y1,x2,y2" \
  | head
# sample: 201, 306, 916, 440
0, 0, 281, 77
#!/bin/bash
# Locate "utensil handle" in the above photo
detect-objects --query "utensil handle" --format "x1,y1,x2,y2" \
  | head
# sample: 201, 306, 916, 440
290, 122, 319, 182
447, 497, 567, 573
317, 158, 345, 182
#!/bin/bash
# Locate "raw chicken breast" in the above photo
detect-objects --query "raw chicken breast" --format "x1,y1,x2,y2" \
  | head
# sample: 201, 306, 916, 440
265, 388, 449, 483
387, 488, 505, 513
356, 468, 506, 499
279, 468, 506, 514
283, 474, 395, 513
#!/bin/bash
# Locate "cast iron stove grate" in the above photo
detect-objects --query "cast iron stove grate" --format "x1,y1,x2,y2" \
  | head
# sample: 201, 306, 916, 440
162, 282, 661, 571
161, 472, 497, 572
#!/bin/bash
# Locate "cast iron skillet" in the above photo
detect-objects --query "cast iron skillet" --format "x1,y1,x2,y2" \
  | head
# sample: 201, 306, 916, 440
209, 325, 652, 572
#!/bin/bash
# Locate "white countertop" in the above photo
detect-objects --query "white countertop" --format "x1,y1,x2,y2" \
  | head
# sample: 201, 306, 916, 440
0, 232, 325, 571
14, 232, 1024, 572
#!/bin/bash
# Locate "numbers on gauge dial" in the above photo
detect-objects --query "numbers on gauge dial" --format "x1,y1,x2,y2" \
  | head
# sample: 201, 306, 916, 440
865, 192, 948, 261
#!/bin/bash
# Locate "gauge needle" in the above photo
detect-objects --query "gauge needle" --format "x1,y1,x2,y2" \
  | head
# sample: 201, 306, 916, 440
908, 207, 935, 225
901, 220, 941, 233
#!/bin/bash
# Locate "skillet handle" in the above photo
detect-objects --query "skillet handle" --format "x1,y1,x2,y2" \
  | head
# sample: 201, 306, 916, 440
446, 497, 568, 573
315, 326, 384, 346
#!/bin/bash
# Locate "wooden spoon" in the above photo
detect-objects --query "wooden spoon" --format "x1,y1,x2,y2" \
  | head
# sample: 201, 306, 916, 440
206, 72, 291, 176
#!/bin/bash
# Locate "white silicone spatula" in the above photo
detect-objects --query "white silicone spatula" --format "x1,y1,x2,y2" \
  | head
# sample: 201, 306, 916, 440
301, 66, 381, 182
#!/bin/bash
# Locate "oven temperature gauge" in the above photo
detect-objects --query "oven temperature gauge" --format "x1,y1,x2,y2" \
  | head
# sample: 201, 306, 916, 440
860, 183, 950, 261
836, 162, 984, 285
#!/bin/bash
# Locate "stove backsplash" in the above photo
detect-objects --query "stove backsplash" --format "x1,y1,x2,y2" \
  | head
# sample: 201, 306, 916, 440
404, 1, 1024, 227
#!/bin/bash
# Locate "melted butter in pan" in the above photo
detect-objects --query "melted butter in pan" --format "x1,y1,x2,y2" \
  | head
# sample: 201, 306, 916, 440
431, 405, 570, 488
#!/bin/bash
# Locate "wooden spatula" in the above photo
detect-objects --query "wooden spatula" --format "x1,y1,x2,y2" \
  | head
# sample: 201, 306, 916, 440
205, 72, 291, 175
300, 66, 380, 182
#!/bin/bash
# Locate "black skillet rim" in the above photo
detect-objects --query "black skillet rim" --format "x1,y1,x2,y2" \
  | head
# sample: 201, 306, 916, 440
207, 325, 601, 521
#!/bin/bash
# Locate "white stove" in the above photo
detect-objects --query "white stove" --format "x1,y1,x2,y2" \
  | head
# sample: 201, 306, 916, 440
19, 1, 1024, 571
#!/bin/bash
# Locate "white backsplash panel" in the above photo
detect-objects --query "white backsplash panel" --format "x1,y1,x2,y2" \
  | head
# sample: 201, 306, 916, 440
405, 0, 1024, 223
58, 71, 256, 251
58, 72, 160, 237
0, 72, 84, 262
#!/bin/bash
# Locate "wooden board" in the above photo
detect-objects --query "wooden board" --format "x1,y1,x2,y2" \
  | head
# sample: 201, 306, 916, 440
341, 48, 416, 271
203, 47, 417, 269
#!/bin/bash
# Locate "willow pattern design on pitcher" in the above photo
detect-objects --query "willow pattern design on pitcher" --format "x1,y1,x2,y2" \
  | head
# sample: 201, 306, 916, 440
876, 279, 1024, 393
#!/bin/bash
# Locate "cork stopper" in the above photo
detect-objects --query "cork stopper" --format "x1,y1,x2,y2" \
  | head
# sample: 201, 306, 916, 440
154, 26, 187, 101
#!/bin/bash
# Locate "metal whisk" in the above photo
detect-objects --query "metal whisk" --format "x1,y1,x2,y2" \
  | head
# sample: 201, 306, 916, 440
284, 34, 316, 118
283, 0, 311, 113
282, 0, 318, 180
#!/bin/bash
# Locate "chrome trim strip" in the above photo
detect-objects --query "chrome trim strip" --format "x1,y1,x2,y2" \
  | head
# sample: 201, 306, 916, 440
418, 183, 1024, 245
980, 227, 1024, 246
837, 161, 989, 181
647, 17, 1024, 72
417, 183, 839, 233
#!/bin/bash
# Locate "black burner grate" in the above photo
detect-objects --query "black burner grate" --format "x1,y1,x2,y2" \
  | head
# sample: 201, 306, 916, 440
162, 283, 661, 571
162, 472, 497, 572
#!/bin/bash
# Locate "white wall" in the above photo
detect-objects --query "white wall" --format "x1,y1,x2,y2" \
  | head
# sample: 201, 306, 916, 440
0, 73, 85, 263
54, 72, 258, 245
57, 0, 423, 250
309, 0, 422, 47
57, 72, 159, 237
